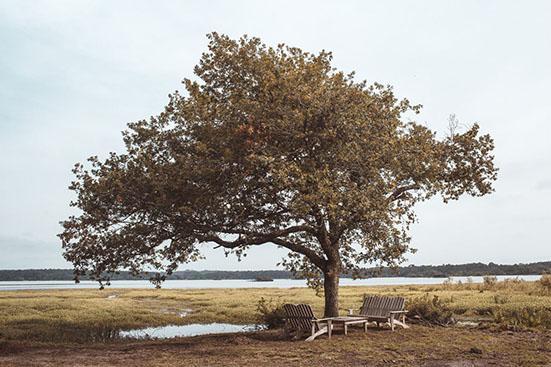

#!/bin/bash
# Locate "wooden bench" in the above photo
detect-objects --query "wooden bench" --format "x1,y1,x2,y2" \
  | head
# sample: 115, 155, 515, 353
283, 304, 333, 341
352, 295, 409, 331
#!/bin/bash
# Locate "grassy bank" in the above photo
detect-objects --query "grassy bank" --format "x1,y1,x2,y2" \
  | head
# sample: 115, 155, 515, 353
0, 278, 549, 343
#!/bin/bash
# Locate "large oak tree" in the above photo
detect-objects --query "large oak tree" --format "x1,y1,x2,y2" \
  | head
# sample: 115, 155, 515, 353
60, 33, 497, 316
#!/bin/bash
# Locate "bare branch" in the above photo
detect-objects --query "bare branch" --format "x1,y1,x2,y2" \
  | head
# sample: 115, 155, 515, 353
271, 238, 327, 269
200, 225, 314, 248
198, 225, 327, 269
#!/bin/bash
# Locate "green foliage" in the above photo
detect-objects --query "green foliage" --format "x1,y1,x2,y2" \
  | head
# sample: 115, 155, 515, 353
406, 294, 455, 326
255, 297, 285, 329
492, 306, 551, 329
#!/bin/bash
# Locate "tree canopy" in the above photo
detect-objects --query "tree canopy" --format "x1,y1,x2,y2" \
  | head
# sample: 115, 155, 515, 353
59, 33, 497, 316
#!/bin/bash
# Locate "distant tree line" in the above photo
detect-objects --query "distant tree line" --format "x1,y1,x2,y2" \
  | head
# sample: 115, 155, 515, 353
0, 261, 549, 281
372, 261, 551, 278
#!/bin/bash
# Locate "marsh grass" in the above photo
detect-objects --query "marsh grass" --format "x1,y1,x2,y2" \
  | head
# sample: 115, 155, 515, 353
0, 279, 549, 343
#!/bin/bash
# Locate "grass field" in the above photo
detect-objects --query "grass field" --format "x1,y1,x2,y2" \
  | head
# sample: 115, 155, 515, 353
0, 279, 549, 366
0, 278, 549, 343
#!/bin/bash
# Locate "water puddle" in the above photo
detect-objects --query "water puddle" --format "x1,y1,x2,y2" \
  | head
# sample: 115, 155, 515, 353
456, 321, 480, 328
119, 323, 258, 339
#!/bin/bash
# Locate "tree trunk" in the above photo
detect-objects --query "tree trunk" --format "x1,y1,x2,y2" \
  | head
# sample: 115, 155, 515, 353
323, 270, 339, 317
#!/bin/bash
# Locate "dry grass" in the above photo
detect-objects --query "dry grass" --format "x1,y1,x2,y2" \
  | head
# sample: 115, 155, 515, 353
0, 279, 549, 343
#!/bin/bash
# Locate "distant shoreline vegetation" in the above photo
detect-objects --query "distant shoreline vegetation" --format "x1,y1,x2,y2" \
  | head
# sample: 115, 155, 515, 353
0, 262, 549, 281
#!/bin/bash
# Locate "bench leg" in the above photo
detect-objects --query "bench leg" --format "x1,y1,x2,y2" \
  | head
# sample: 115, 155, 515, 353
328, 320, 332, 339
344, 323, 348, 336
390, 314, 395, 331
364, 321, 368, 333
392, 320, 409, 329
305, 326, 327, 342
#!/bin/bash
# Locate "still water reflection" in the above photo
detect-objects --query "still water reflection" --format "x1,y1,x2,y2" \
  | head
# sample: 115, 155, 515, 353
119, 323, 258, 339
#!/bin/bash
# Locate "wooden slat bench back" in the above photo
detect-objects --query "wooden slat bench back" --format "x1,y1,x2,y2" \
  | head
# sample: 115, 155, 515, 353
283, 303, 316, 332
360, 295, 405, 319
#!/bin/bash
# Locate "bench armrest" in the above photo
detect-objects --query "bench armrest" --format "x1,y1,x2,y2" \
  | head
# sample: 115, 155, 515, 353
389, 310, 408, 314
314, 317, 335, 322
347, 314, 368, 318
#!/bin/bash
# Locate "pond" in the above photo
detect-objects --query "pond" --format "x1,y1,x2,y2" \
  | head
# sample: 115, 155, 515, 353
119, 323, 258, 339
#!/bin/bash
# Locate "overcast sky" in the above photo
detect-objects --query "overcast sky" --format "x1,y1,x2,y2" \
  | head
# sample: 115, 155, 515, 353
0, 0, 549, 270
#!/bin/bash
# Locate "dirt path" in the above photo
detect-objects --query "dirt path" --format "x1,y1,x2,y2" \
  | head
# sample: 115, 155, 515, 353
1, 326, 549, 367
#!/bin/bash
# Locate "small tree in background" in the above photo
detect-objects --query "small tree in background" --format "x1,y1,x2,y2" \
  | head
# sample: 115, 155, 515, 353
59, 33, 497, 317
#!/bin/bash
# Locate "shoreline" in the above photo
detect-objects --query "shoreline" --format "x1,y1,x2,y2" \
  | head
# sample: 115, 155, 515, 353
0, 274, 543, 292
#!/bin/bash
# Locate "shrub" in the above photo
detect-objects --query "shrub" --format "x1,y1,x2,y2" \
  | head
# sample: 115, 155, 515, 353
482, 275, 497, 289
406, 294, 455, 326
474, 307, 493, 316
493, 294, 509, 304
256, 297, 285, 329
501, 277, 522, 285
492, 306, 551, 330
452, 307, 468, 315
539, 274, 551, 292
442, 277, 454, 289
495, 277, 527, 291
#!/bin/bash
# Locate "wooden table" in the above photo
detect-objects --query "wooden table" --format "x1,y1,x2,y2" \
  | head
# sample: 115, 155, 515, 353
326, 316, 369, 338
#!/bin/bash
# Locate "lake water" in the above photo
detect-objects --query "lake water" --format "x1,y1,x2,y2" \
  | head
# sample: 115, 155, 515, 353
0, 275, 541, 291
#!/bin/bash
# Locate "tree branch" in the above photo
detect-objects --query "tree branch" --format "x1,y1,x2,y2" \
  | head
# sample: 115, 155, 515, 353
198, 225, 327, 270
388, 184, 419, 201
272, 238, 327, 269
199, 225, 313, 248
